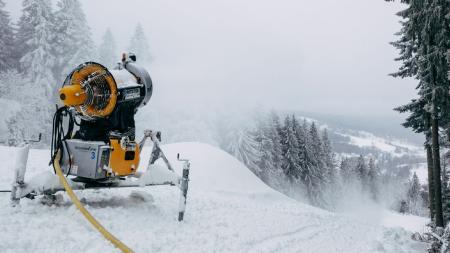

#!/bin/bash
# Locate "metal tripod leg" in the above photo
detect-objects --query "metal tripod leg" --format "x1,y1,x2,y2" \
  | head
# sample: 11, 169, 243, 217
143, 130, 190, 221
178, 160, 190, 221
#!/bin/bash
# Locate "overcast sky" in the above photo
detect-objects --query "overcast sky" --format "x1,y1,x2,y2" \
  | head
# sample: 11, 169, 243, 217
5, 0, 415, 117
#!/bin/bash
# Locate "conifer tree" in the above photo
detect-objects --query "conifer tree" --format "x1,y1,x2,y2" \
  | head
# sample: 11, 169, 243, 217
442, 163, 450, 223
407, 172, 422, 215
418, 0, 450, 227
54, 0, 97, 81
388, 0, 450, 226
294, 118, 308, 176
268, 112, 284, 173
128, 24, 152, 64
13, 0, 55, 142
265, 112, 285, 188
307, 122, 326, 205
281, 115, 300, 182
322, 129, 337, 186
0, 0, 15, 71
367, 157, 379, 201
355, 155, 368, 187
227, 128, 261, 175
340, 158, 353, 183
254, 117, 272, 182
98, 28, 117, 68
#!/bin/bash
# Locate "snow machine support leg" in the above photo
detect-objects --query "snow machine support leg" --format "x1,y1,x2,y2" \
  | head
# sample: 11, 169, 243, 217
146, 130, 174, 171
177, 154, 190, 221
144, 130, 191, 221
11, 143, 30, 206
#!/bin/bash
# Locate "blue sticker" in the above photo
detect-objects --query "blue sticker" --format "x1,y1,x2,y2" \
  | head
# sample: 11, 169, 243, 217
91, 151, 96, 159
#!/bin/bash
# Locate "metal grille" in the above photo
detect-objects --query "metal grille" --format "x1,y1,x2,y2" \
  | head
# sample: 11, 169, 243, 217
80, 70, 112, 112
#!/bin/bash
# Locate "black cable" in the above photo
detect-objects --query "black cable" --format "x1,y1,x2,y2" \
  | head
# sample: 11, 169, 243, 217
49, 106, 74, 176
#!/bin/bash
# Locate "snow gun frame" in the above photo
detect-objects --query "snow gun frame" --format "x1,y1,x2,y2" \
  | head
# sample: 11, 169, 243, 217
10, 130, 191, 222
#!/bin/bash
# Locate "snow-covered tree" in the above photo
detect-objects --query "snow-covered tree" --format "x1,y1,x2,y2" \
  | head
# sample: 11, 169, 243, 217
17, 0, 55, 96
266, 112, 285, 188
306, 122, 326, 205
367, 157, 380, 201
0, 0, 15, 71
14, 0, 56, 143
340, 157, 353, 183
355, 155, 368, 187
321, 130, 334, 170
98, 28, 117, 68
268, 112, 284, 174
388, 0, 450, 227
128, 23, 152, 64
280, 115, 300, 182
407, 172, 422, 215
226, 127, 261, 175
442, 157, 450, 223
54, 0, 97, 81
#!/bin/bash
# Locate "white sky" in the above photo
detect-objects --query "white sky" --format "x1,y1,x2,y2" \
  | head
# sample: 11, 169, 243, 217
5, 0, 416, 117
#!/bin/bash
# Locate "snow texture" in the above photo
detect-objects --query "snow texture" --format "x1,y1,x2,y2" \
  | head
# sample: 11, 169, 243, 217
0, 142, 427, 253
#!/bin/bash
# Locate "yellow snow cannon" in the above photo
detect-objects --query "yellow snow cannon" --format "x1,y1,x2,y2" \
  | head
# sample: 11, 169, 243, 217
11, 54, 191, 224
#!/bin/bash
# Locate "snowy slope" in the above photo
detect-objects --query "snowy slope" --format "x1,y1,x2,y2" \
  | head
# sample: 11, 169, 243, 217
0, 143, 427, 253
335, 130, 423, 157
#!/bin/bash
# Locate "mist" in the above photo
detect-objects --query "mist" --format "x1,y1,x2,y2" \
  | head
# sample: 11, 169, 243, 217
5, 0, 416, 118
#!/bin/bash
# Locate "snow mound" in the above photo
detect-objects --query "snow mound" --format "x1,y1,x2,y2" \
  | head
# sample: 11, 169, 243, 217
145, 142, 271, 193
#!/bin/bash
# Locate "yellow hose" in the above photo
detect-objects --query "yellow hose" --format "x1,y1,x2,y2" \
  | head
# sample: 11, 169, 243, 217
53, 151, 133, 253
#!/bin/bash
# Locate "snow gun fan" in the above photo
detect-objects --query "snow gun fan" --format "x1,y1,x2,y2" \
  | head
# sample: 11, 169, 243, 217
11, 54, 190, 225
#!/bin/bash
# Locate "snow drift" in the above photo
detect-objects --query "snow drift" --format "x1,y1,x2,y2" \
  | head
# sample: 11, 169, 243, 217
0, 142, 427, 253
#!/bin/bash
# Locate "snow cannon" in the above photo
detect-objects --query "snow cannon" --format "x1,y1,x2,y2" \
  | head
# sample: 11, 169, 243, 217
56, 54, 154, 178
59, 56, 152, 120
11, 54, 191, 228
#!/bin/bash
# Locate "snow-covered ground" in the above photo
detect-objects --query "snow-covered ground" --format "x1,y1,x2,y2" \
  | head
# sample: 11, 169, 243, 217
0, 143, 427, 253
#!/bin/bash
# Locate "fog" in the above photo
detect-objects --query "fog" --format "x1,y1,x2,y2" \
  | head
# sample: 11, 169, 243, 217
5, 0, 415, 117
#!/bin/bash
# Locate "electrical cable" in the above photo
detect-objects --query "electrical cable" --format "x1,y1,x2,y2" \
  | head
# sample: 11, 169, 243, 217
50, 106, 74, 176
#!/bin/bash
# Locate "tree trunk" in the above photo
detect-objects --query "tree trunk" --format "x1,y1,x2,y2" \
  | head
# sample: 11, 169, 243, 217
431, 115, 444, 227
426, 141, 435, 220
426, 113, 435, 221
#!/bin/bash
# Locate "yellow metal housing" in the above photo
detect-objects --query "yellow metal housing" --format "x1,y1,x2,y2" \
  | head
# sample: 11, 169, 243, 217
109, 139, 140, 176
59, 84, 86, 106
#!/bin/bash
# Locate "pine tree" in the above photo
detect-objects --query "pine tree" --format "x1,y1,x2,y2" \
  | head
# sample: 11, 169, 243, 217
367, 157, 380, 201
340, 157, 353, 183
355, 155, 368, 187
128, 24, 152, 64
54, 0, 97, 81
294, 118, 308, 176
268, 112, 284, 174
17, 0, 56, 96
263, 112, 285, 189
307, 122, 326, 205
13, 0, 56, 143
0, 0, 15, 71
419, 0, 450, 227
407, 172, 422, 215
442, 161, 450, 223
227, 127, 261, 175
280, 115, 300, 182
98, 28, 117, 68
321, 129, 336, 183
388, 0, 450, 227
254, 117, 272, 183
